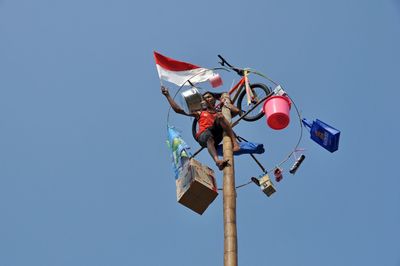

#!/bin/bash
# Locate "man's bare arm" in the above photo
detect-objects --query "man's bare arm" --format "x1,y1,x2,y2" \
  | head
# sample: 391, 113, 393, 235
161, 86, 199, 119
221, 93, 240, 117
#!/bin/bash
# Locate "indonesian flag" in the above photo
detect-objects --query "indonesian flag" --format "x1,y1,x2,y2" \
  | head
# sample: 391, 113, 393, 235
154, 51, 215, 86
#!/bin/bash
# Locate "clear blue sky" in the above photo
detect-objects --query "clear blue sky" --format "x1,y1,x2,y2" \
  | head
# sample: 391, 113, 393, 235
1, 1, 400, 265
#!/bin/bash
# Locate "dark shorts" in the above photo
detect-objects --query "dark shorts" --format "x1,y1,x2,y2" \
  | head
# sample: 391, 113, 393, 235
197, 122, 223, 148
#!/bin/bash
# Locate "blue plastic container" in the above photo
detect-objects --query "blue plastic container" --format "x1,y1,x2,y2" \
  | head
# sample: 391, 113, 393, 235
302, 118, 340, 153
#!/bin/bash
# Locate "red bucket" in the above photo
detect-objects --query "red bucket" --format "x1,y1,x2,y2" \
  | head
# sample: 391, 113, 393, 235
263, 96, 291, 130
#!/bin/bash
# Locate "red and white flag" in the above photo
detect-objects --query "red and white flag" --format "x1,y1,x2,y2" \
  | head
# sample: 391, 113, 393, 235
154, 51, 215, 86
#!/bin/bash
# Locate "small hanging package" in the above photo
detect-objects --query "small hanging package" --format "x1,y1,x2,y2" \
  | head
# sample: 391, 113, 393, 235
302, 118, 340, 153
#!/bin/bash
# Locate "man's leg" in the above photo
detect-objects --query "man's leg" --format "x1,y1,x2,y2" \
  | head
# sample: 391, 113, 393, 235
198, 129, 229, 171
206, 137, 229, 170
215, 114, 241, 152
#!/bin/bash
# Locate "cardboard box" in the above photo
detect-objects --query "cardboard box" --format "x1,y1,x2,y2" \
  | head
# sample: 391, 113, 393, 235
259, 174, 276, 197
176, 159, 218, 215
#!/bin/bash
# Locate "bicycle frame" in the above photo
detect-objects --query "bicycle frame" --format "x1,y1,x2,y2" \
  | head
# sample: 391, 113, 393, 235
191, 55, 275, 140
227, 70, 254, 105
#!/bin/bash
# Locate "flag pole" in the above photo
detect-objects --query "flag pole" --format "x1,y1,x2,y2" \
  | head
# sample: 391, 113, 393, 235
221, 93, 238, 266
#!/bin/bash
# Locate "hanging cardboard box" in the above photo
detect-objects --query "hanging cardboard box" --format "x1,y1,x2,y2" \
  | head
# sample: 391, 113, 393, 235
176, 159, 218, 215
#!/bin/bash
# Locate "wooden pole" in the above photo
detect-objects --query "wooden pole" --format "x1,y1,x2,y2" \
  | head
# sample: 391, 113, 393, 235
221, 93, 238, 266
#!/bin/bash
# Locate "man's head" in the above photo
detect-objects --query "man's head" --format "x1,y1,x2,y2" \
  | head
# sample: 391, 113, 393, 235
202, 91, 222, 107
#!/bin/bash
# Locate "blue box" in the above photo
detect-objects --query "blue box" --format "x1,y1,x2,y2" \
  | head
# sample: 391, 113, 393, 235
302, 118, 340, 153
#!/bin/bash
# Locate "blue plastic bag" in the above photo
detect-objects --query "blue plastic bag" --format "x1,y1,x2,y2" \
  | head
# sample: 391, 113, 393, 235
167, 126, 192, 179
217, 141, 265, 156
302, 118, 340, 153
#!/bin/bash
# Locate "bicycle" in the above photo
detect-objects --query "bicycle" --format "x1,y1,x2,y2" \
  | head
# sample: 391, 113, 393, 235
191, 54, 273, 139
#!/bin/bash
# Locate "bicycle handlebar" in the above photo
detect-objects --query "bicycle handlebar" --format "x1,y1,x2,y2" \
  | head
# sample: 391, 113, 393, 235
217, 54, 232, 67
217, 54, 244, 76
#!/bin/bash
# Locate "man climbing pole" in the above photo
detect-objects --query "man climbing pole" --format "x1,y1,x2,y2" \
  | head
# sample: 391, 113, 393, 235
161, 86, 241, 170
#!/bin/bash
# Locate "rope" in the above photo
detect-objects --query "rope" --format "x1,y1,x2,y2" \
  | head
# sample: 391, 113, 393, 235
217, 180, 252, 191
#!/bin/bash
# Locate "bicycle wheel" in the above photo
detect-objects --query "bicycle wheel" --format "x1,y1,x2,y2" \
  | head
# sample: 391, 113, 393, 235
192, 118, 198, 140
237, 83, 271, 122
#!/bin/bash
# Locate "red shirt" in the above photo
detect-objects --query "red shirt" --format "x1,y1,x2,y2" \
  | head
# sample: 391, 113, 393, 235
196, 111, 217, 138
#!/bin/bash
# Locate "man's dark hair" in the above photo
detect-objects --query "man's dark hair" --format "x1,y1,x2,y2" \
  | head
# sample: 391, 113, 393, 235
202, 91, 222, 100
